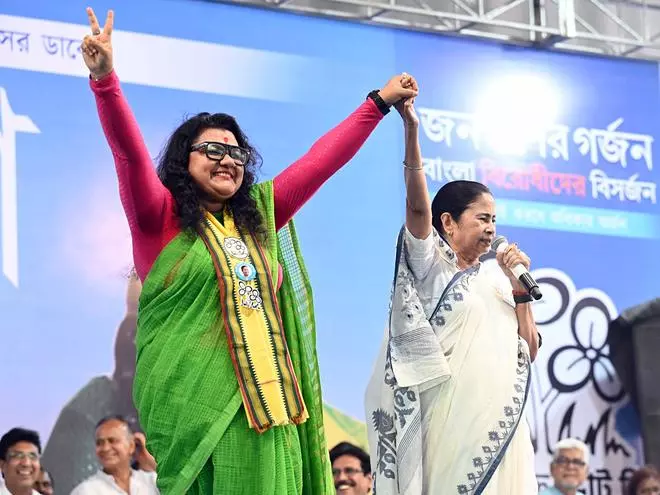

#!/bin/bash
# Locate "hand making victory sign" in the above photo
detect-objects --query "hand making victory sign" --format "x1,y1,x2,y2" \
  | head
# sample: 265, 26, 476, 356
81, 7, 115, 80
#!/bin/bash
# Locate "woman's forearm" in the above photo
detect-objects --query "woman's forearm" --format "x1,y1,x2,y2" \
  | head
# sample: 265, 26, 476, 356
516, 302, 539, 361
273, 98, 385, 229
404, 124, 432, 239
91, 71, 169, 233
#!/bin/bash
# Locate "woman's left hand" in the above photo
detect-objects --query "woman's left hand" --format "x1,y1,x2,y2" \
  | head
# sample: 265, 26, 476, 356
496, 243, 532, 291
378, 72, 419, 105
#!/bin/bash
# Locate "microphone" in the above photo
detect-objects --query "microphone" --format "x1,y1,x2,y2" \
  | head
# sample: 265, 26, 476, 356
491, 236, 542, 300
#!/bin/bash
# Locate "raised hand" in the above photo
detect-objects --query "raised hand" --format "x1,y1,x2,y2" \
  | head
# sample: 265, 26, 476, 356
133, 432, 157, 472
81, 7, 114, 80
394, 73, 419, 127
378, 72, 419, 106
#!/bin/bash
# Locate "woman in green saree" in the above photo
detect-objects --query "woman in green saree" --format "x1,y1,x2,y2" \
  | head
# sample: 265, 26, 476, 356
80, 7, 417, 494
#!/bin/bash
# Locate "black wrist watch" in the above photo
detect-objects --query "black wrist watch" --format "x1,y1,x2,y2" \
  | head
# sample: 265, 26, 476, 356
367, 90, 391, 115
513, 292, 533, 304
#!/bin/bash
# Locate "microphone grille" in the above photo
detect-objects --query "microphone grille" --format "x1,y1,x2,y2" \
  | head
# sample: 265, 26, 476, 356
491, 235, 507, 252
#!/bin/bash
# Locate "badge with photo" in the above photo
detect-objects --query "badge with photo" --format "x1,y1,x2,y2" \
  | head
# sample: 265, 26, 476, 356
235, 262, 256, 282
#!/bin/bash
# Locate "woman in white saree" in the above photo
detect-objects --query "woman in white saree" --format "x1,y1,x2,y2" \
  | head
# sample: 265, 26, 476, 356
365, 80, 540, 495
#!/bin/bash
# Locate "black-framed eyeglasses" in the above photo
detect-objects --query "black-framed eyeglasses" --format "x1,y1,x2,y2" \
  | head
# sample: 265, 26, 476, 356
554, 456, 586, 467
190, 141, 250, 166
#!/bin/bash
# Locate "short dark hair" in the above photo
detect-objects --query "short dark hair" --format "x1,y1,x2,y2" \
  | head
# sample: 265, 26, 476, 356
431, 180, 492, 236
627, 465, 660, 495
329, 442, 371, 474
40, 467, 54, 488
95, 414, 132, 432
0, 427, 41, 461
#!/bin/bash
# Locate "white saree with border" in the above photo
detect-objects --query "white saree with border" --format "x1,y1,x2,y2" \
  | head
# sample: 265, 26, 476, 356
365, 227, 537, 495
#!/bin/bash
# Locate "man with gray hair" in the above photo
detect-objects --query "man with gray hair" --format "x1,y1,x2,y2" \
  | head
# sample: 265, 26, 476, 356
539, 438, 589, 495
70, 416, 158, 494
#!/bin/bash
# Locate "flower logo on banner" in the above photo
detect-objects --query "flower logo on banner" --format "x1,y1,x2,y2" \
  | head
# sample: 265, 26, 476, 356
546, 294, 625, 403
525, 268, 640, 495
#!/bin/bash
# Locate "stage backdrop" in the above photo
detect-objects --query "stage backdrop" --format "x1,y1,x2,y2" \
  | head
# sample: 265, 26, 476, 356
1, 0, 658, 493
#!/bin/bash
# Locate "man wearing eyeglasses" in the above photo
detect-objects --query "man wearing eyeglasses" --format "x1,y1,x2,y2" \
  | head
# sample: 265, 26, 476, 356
0, 428, 42, 495
329, 442, 373, 495
539, 438, 589, 495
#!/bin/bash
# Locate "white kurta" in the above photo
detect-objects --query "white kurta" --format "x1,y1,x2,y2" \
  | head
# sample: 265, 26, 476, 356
70, 469, 159, 495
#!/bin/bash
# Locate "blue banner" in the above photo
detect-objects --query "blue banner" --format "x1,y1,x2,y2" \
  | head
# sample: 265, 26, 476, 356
1, 1, 657, 493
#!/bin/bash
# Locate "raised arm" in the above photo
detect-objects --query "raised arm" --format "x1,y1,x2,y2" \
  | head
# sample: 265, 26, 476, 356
395, 76, 432, 241
82, 8, 169, 234
273, 74, 418, 229
396, 76, 446, 281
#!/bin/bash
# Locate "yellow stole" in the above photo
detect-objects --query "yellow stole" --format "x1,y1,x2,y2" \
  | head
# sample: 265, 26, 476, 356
199, 210, 308, 432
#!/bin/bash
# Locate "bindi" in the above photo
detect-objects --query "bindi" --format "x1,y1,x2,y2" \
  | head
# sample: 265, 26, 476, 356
223, 137, 229, 143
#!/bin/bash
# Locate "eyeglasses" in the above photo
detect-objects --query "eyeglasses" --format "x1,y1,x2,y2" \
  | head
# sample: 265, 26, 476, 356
554, 456, 586, 467
7, 451, 40, 462
332, 467, 366, 477
190, 142, 250, 166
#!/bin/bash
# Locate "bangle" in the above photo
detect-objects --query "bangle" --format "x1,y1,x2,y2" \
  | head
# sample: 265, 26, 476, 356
403, 161, 423, 170
367, 90, 391, 115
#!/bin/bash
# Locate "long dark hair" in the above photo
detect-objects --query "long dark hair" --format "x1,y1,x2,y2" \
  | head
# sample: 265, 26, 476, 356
431, 180, 491, 235
157, 112, 265, 236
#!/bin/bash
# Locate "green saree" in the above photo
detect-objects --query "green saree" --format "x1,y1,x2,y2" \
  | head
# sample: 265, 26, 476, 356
133, 181, 333, 494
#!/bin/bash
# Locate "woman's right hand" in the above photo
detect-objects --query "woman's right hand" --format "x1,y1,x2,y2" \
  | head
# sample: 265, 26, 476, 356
81, 7, 114, 80
395, 97, 419, 128
394, 73, 419, 128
